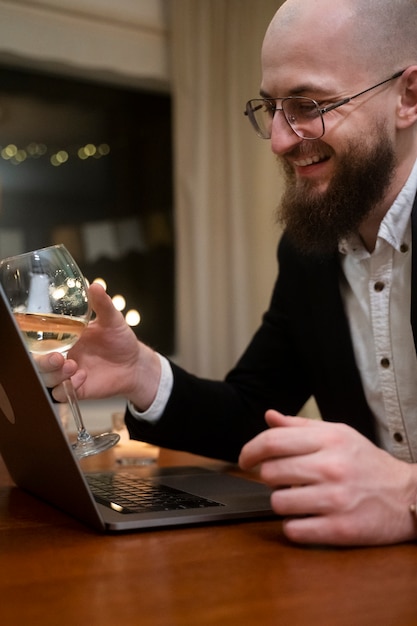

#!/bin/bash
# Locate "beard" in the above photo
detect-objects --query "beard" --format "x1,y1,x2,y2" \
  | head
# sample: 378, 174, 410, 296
277, 122, 397, 257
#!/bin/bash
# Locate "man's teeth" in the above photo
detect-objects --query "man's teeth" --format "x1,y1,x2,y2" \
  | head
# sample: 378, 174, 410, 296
294, 155, 323, 167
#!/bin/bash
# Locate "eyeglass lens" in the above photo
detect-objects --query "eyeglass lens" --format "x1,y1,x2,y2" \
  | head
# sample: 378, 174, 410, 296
247, 97, 325, 140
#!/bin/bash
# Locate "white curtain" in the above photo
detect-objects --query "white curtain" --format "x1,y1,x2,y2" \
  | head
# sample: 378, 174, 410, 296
170, 0, 285, 378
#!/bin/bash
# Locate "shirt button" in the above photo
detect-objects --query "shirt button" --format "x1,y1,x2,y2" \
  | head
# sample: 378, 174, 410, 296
374, 281, 385, 292
380, 357, 390, 368
400, 243, 409, 253
393, 432, 404, 443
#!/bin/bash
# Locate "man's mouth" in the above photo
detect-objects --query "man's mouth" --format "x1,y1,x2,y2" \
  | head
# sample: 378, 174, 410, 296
293, 154, 329, 167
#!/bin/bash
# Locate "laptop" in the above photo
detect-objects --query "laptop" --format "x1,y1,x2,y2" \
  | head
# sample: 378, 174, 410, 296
0, 284, 274, 532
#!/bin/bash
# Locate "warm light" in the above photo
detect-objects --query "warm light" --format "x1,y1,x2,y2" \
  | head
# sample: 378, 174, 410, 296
77, 147, 88, 160
125, 309, 141, 326
27, 142, 39, 156
112, 295, 126, 311
84, 143, 96, 157
98, 143, 110, 156
92, 278, 107, 290
57, 150, 69, 163
52, 286, 67, 300
78, 143, 97, 160
4, 144, 17, 158
1, 145, 17, 160
14, 149, 27, 163
0, 140, 109, 166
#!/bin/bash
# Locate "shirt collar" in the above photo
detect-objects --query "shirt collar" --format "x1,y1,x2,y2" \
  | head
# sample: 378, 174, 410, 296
339, 157, 417, 256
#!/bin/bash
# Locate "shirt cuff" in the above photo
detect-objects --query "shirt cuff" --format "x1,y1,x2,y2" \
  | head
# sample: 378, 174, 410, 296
127, 353, 173, 424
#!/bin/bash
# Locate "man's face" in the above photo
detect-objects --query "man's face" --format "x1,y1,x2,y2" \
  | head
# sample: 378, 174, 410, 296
260, 2, 401, 255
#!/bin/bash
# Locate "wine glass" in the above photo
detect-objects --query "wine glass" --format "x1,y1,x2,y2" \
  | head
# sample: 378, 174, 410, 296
0, 244, 120, 458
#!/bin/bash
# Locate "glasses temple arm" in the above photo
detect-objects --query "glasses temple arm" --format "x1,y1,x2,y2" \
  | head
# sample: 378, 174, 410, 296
320, 69, 406, 115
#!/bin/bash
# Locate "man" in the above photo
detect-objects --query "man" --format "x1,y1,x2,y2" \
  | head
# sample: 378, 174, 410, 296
41, 0, 417, 546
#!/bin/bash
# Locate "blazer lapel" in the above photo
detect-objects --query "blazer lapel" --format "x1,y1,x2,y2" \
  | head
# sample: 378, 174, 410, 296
301, 251, 377, 441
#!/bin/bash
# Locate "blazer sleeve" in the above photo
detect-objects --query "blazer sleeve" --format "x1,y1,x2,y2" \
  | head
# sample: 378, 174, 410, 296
125, 235, 314, 462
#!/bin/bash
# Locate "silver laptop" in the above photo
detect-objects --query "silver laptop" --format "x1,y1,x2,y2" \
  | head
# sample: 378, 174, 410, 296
0, 284, 273, 532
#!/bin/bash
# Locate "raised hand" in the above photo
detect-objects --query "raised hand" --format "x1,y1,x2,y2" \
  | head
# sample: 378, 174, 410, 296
37, 282, 161, 411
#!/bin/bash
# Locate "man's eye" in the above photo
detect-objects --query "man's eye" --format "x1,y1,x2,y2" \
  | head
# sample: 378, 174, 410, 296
262, 101, 276, 116
291, 101, 319, 119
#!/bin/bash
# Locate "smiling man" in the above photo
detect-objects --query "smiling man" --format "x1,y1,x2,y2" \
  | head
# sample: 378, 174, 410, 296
40, 0, 417, 546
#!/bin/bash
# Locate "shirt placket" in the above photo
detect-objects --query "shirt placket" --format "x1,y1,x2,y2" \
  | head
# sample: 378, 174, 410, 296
368, 246, 412, 461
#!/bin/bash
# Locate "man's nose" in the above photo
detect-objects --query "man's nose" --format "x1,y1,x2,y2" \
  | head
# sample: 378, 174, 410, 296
270, 110, 304, 155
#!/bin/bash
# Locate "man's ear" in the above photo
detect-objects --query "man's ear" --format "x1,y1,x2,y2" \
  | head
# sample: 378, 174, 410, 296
396, 66, 417, 129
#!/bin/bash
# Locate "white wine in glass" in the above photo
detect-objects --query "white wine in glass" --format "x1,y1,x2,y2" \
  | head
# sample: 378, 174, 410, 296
0, 244, 120, 458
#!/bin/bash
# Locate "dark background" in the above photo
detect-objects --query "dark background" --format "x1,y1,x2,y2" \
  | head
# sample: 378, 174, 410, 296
0, 66, 175, 354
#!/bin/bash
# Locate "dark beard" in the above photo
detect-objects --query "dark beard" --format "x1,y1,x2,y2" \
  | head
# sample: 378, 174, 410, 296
277, 126, 397, 257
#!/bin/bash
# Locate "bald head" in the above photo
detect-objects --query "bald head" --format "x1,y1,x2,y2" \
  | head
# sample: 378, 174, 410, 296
266, 0, 417, 75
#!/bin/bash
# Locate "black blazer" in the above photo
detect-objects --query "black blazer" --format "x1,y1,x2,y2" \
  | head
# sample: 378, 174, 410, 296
126, 195, 417, 463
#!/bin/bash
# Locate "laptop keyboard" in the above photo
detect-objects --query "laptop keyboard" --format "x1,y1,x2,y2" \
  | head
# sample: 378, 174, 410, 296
85, 472, 224, 515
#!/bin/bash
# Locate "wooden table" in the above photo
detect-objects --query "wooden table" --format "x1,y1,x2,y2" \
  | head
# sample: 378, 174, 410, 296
1, 445, 417, 626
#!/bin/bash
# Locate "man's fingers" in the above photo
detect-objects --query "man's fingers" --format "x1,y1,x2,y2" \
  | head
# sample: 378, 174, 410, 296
36, 353, 77, 388
88, 282, 124, 327
239, 408, 325, 469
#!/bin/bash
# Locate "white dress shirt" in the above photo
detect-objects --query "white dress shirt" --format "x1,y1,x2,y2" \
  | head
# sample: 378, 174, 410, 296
131, 160, 417, 462
339, 158, 417, 462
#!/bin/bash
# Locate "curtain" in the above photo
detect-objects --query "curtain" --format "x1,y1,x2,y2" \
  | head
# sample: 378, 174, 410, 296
170, 0, 285, 378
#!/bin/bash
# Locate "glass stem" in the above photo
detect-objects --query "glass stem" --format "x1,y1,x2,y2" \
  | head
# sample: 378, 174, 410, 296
62, 378, 93, 443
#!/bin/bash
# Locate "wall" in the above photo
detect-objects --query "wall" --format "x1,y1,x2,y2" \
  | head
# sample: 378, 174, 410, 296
0, 0, 170, 90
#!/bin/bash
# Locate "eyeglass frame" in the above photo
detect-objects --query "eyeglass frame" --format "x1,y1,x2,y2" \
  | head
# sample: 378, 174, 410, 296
244, 68, 406, 140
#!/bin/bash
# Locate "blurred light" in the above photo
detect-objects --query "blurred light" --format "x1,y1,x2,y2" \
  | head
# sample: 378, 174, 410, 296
125, 309, 141, 327
4, 144, 17, 158
92, 277, 107, 290
78, 144, 97, 160
26, 142, 39, 156
98, 143, 110, 156
52, 286, 67, 300
14, 149, 27, 163
50, 150, 69, 167
84, 143, 96, 157
0, 140, 109, 166
77, 147, 89, 160
57, 150, 69, 163
1, 144, 17, 160
26, 142, 47, 158
112, 294, 126, 311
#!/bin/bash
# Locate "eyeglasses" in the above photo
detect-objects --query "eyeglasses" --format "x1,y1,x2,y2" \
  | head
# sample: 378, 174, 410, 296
244, 69, 406, 140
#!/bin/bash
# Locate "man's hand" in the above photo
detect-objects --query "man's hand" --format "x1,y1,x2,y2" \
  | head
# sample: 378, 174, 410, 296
239, 410, 417, 546
37, 282, 161, 411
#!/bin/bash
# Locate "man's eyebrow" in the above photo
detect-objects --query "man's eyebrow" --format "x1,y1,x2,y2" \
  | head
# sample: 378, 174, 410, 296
259, 83, 332, 99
